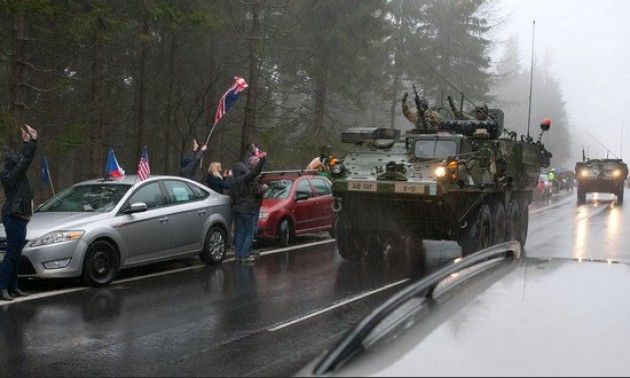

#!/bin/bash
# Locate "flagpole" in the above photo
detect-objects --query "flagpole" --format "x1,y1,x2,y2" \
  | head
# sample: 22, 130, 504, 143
49, 176, 56, 197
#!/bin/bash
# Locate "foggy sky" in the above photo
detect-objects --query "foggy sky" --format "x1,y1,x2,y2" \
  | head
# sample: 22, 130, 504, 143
500, 0, 630, 161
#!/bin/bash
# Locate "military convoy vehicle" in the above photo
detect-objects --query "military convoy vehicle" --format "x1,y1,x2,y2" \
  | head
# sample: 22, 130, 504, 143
329, 110, 552, 260
575, 159, 628, 204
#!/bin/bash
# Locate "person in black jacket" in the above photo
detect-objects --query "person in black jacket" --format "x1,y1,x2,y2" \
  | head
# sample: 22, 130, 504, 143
229, 149, 267, 263
205, 162, 230, 194
0, 124, 38, 301
179, 138, 207, 180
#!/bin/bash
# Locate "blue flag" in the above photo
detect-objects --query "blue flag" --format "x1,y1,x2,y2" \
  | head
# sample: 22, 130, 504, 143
40, 152, 51, 187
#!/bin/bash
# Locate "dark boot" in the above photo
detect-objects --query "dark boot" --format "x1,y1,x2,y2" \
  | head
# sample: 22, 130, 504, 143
0, 289, 14, 301
9, 288, 27, 297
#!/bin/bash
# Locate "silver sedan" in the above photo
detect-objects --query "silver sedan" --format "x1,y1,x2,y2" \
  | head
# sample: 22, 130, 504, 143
0, 175, 232, 286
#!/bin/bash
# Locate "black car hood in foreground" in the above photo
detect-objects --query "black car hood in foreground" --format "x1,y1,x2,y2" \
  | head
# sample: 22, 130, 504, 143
303, 257, 630, 376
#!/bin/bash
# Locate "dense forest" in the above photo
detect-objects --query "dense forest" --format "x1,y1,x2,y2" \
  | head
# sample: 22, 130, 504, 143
0, 0, 571, 202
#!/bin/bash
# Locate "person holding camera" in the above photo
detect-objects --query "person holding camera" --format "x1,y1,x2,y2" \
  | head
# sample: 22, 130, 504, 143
0, 124, 38, 301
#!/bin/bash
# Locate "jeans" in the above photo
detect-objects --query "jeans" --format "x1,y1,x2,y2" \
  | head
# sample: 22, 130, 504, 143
0, 215, 29, 290
234, 212, 256, 259
252, 205, 260, 239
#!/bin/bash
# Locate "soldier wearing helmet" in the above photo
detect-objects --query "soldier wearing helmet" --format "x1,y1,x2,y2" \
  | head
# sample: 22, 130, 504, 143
402, 92, 443, 132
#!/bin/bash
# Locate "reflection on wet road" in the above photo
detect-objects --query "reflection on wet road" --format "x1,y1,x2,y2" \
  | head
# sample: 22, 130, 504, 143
0, 188, 627, 376
528, 191, 629, 262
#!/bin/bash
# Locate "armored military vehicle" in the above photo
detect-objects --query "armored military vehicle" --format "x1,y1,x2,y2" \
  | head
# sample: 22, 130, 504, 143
575, 159, 628, 204
329, 111, 552, 259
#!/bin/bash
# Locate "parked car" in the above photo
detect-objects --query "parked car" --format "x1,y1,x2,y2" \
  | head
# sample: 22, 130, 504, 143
0, 175, 232, 286
257, 171, 334, 247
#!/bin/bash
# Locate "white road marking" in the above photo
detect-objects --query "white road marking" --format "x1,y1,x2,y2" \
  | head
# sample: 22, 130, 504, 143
267, 278, 410, 332
0, 238, 336, 306
0, 287, 89, 305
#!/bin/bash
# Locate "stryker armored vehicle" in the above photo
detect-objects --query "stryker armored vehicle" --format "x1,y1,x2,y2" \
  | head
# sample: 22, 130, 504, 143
329, 111, 552, 259
575, 158, 628, 204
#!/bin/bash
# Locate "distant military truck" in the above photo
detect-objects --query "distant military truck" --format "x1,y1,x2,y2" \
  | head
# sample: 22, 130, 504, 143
575, 159, 628, 204
329, 114, 552, 259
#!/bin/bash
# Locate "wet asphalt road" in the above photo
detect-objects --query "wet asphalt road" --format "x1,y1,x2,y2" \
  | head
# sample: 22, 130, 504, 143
0, 188, 627, 377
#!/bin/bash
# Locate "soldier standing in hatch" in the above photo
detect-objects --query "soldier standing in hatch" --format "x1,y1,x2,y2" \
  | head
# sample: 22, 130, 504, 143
401, 92, 443, 131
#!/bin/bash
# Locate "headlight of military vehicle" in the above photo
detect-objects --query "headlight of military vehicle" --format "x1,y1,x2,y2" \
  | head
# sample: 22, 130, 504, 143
30, 230, 85, 247
580, 170, 590, 178
613, 169, 621, 177
434, 166, 447, 178
332, 163, 344, 175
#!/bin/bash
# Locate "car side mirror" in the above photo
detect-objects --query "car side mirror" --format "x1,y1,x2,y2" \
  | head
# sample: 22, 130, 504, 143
124, 202, 148, 214
296, 193, 309, 201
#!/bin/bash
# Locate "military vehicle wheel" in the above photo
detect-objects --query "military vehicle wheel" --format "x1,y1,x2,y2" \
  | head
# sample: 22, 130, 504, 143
493, 202, 506, 244
506, 199, 520, 242
577, 185, 586, 204
518, 199, 529, 247
335, 214, 368, 260
459, 204, 492, 256
617, 187, 624, 205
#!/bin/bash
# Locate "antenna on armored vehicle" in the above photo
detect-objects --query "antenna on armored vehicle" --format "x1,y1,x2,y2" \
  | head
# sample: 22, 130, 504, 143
585, 130, 620, 159
526, 20, 536, 139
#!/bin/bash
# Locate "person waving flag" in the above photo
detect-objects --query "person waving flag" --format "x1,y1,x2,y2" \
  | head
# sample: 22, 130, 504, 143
105, 148, 125, 179
137, 146, 150, 181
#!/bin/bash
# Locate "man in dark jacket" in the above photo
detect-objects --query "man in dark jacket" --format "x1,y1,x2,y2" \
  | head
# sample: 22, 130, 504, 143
229, 149, 267, 263
0, 125, 38, 301
179, 138, 207, 180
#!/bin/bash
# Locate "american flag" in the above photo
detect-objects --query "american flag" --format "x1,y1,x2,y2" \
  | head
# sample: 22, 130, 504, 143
212, 76, 248, 126
137, 147, 150, 181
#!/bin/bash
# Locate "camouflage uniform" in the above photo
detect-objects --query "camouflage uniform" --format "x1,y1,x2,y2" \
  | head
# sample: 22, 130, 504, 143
402, 93, 443, 131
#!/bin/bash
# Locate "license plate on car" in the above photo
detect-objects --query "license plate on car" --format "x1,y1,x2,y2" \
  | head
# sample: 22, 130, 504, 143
348, 181, 377, 192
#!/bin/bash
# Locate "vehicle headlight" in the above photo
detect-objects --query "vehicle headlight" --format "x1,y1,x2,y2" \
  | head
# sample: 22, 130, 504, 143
613, 169, 621, 177
259, 212, 269, 220
30, 230, 85, 247
332, 163, 344, 175
580, 170, 590, 178
434, 166, 447, 178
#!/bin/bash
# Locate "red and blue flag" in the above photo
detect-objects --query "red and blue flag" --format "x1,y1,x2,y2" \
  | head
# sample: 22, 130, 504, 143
212, 76, 248, 126
105, 148, 125, 179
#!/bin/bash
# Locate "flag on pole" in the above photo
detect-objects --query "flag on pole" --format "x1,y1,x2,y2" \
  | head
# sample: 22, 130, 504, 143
105, 148, 125, 179
137, 147, 150, 181
40, 151, 51, 186
211, 76, 248, 127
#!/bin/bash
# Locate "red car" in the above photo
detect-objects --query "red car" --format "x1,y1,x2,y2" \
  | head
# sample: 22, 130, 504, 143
257, 171, 334, 246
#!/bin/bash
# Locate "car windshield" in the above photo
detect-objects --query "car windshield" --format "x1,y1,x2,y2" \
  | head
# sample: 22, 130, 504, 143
414, 139, 458, 159
264, 179, 293, 199
38, 184, 132, 213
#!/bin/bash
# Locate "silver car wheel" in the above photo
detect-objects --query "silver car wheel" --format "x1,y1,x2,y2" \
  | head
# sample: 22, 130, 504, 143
208, 231, 226, 260
200, 226, 227, 265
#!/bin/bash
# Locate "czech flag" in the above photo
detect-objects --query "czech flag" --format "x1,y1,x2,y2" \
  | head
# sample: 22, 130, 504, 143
212, 76, 248, 127
105, 148, 125, 179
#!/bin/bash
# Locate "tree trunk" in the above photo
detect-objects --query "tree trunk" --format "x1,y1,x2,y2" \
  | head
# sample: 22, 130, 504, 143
240, 0, 260, 157
390, 74, 400, 129
89, 41, 105, 177
136, 7, 149, 156
9, 11, 26, 142
313, 72, 327, 136
163, 33, 177, 174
